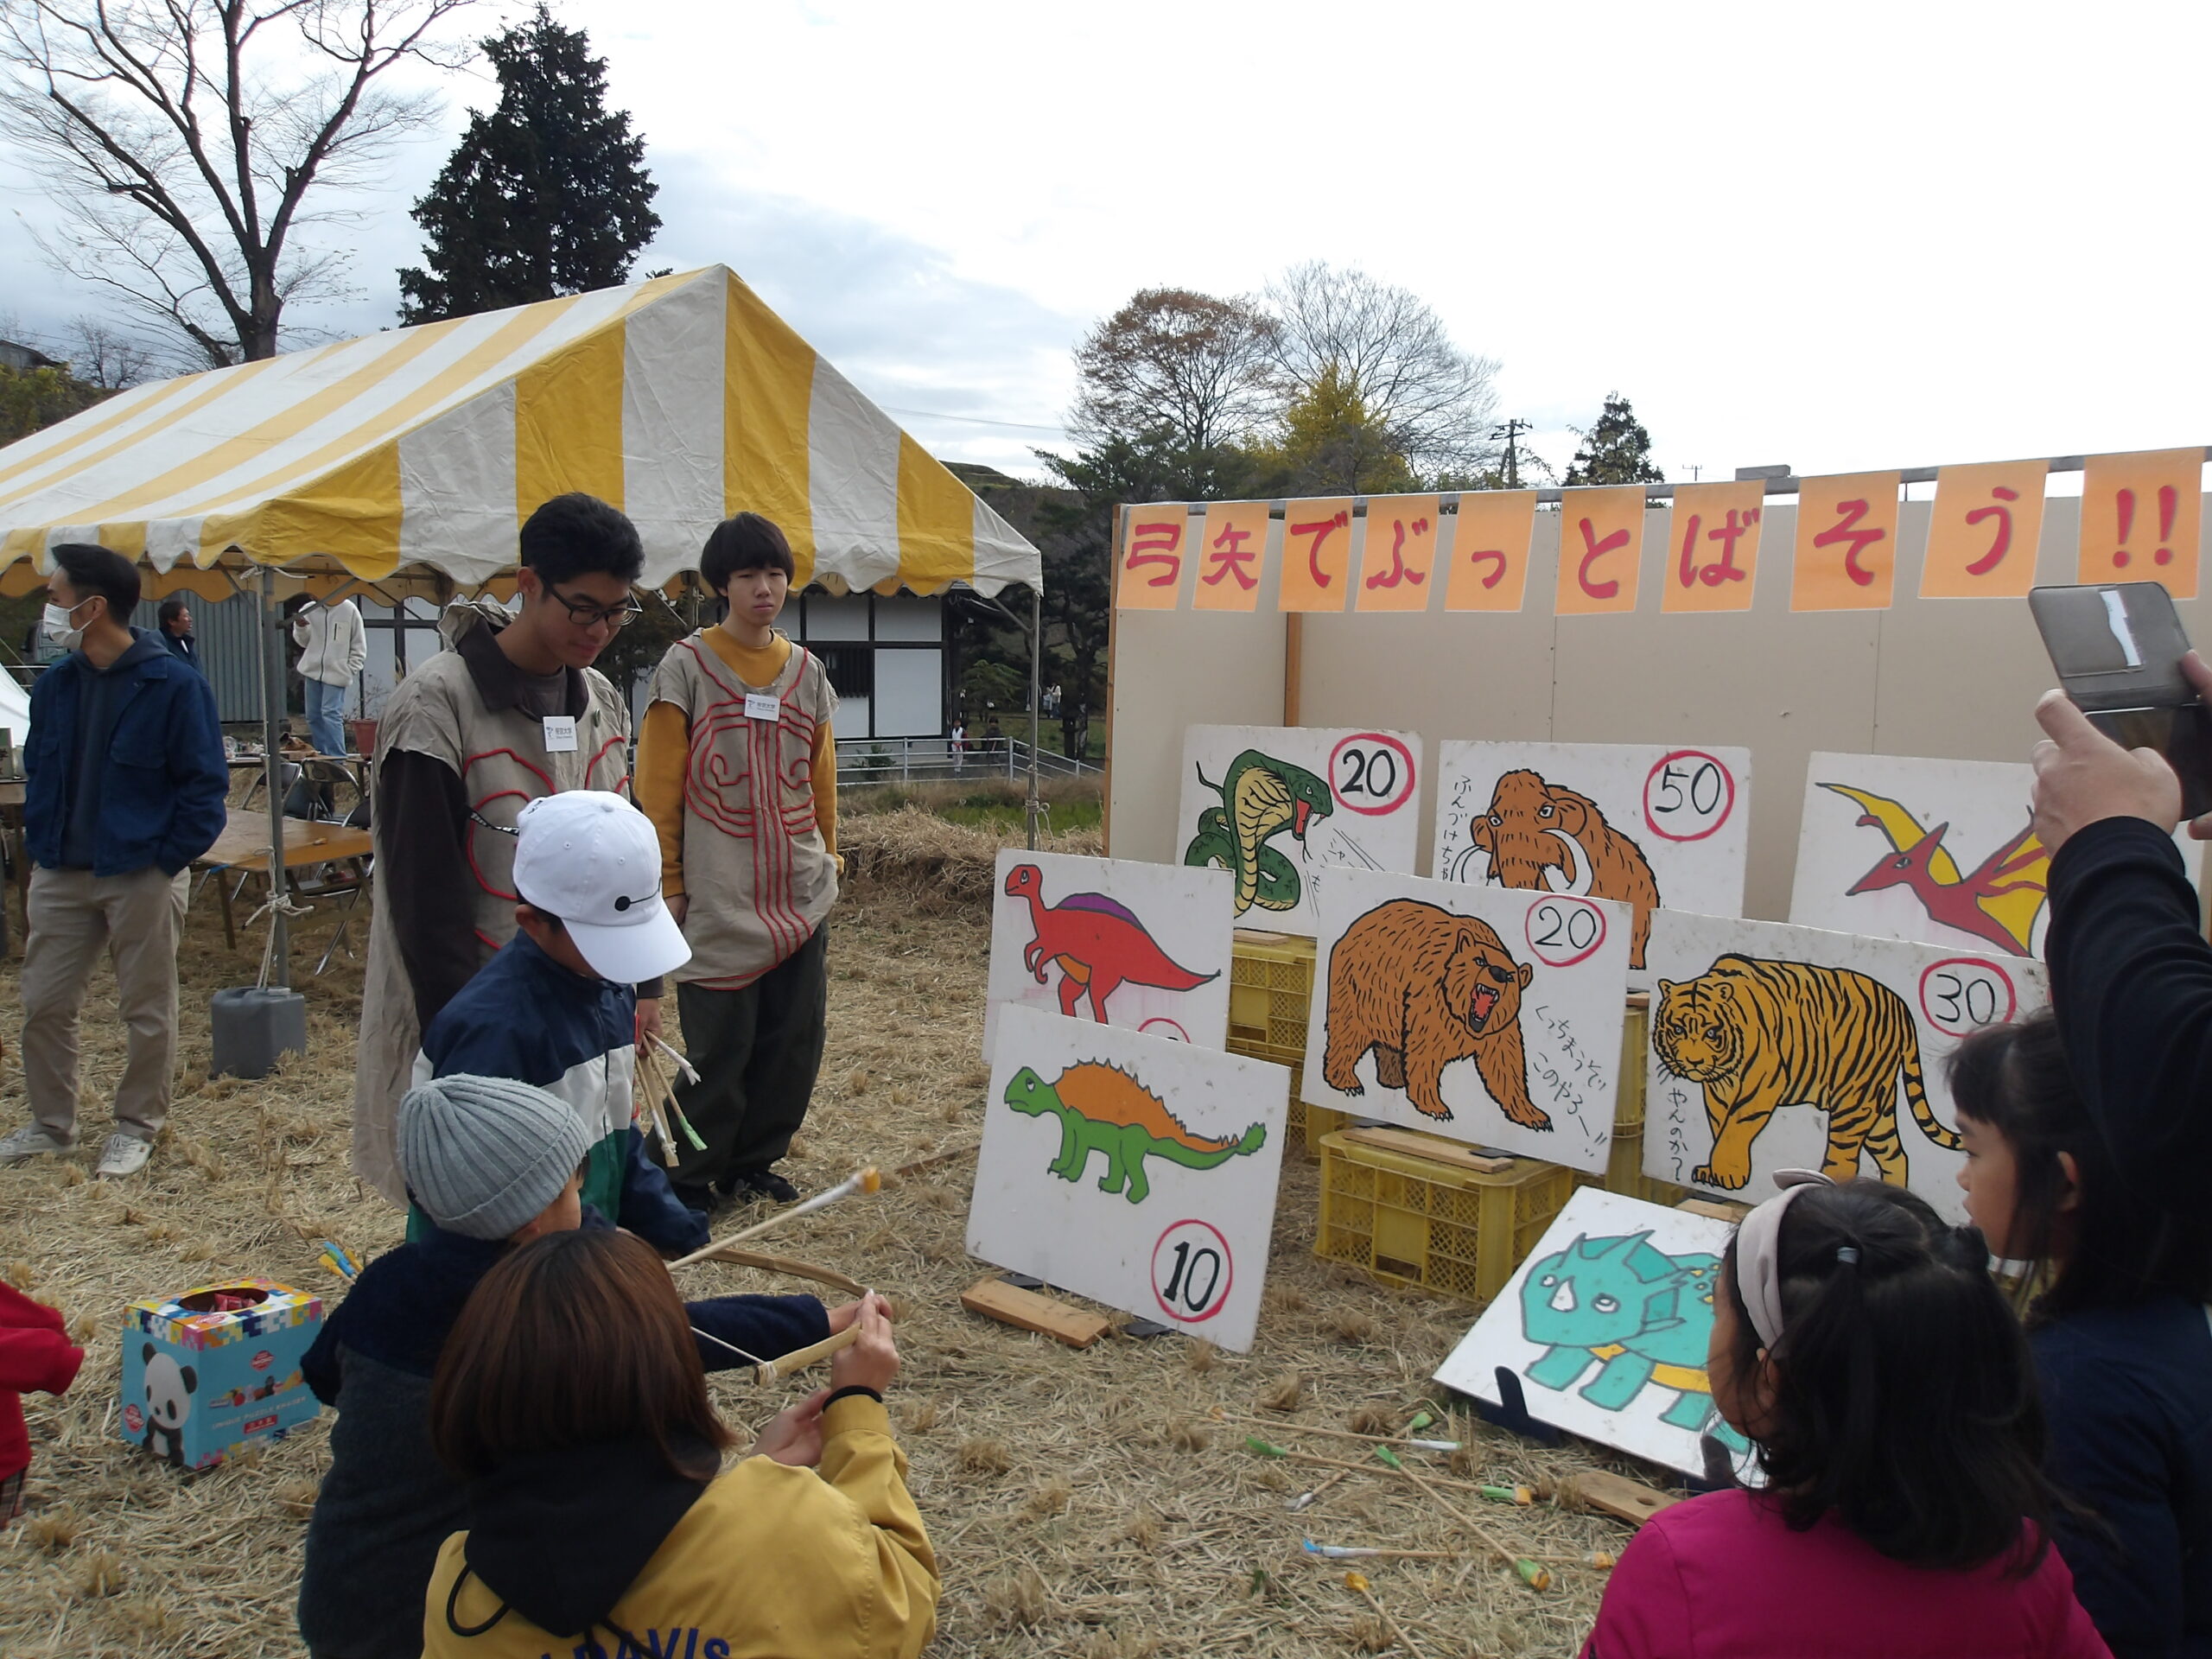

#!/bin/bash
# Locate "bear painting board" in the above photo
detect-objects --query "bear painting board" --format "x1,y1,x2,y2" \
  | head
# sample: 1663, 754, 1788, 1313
1433, 1187, 1749, 1480
1177, 724, 1423, 938
985, 850, 1233, 1060
969, 1005, 1288, 1352
1643, 909, 2050, 1224
1432, 741, 1751, 982
1302, 866, 1632, 1173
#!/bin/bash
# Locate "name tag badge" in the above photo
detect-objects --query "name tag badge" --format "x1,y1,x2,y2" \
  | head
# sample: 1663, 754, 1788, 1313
745, 693, 781, 722
542, 715, 579, 753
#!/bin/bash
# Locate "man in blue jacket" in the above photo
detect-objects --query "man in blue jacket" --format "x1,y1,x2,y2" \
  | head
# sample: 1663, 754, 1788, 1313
2, 544, 227, 1179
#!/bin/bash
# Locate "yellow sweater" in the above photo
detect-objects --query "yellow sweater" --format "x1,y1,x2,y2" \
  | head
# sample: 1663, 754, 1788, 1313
422, 1397, 938, 1659
636, 630, 839, 899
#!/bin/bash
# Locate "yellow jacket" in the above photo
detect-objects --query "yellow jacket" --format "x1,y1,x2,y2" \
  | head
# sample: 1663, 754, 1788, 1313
422, 1397, 938, 1659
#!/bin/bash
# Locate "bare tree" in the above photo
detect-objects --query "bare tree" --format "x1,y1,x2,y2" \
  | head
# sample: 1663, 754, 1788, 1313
0, 0, 477, 368
54, 313, 158, 386
1262, 261, 1502, 482
1071, 286, 1281, 453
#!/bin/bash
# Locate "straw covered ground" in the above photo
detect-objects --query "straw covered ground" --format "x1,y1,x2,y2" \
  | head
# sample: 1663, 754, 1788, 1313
0, 805, 1649, 1658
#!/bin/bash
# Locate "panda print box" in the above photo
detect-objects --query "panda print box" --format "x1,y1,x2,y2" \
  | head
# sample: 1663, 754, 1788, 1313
120, 1278, 322, 1469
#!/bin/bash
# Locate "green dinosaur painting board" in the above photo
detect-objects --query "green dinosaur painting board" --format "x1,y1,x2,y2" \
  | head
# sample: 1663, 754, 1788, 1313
969, 1005, 1289, 1352
1300, 865, 1633, 1174
1643, 908, 2050, 1223
1433, 1187, 1753, 1481
985, 849, 1234, 1060
1176, 723, 1424, 938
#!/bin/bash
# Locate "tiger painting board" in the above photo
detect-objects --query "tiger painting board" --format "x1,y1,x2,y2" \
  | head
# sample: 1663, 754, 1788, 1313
1433, 1187, 1751, 1481
1301, 866, 1632, 1173
985, 850, 1233, 1059
969, 1005, 1288, 1352
1431, 741, 1751, 983
1177, 724, 1422, 938
1643, 910, 2050, 1224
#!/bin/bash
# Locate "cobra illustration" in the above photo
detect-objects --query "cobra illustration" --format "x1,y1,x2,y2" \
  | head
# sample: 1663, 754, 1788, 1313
1183, 749, 1334, 915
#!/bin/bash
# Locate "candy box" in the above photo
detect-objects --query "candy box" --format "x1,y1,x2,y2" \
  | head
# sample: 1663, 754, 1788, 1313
118, 1279, 322, 1470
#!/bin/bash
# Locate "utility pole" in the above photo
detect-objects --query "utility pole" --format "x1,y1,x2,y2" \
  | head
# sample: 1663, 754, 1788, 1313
1491, 419, 1535, 489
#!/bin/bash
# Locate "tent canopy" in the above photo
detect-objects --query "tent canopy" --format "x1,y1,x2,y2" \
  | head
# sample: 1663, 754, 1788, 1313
0, 266, 1042, 601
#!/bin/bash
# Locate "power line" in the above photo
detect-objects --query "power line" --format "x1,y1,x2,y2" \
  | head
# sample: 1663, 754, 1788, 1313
879, 404, 1068, 435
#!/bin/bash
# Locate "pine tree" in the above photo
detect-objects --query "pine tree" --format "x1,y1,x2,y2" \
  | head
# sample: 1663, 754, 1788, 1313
1563, 393, 1665, 486
397, 5, 661, 324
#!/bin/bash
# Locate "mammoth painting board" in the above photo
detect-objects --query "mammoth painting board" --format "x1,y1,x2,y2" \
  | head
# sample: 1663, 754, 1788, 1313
969, 1006, 1288, 1353
1433, 1187, 1751, 1480
985, 850, 1234, 1060
1432, 741, 1751, 982
1643, 909, 2050, 1224
1177, 724, 1423, 938
1301, 866, 1632, 1173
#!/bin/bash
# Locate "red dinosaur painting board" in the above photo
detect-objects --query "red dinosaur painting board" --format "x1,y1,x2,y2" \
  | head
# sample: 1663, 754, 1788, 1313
1176, 723, 1424, 938
1432, 741, 1752, 983
969, 1006, 1289, 1352
1300, 866, 1633, 1174
985, 849, 1234, 1060
1643, 908, 2050, 1223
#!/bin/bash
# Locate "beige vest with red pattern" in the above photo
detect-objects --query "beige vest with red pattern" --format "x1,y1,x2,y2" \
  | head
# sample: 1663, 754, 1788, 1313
646, 630, 837, 989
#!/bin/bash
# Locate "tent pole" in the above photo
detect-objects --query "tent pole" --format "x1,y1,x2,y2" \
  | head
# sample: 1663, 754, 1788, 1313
1027, 585, 1042, 852
261, 566, 290, 986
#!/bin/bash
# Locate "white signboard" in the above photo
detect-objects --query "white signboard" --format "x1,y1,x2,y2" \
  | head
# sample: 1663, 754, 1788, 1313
1434, 1188, 1750, 1480
1301, 866, 1632, 1173
984, 850, 1233, 1059
969, 1006, 1288, 1352
1433, 741, 1751, 977
1643, 909, 2050, 1223
1176, 723, 1422, 938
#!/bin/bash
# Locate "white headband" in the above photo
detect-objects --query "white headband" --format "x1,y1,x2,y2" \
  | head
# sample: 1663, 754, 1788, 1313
1732, 1169, 1834, 1351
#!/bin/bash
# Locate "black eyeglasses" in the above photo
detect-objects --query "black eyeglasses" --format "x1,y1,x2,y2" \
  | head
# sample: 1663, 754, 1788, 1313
545, 582, 644, 630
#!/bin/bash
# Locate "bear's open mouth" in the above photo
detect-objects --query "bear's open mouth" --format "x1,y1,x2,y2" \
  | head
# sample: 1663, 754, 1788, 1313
1468, 984, 1498, 1028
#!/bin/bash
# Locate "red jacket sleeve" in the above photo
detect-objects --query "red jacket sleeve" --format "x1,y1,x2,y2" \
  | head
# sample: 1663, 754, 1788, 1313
1580, 1522, 1693, 1659
0, 1283, 83, 1396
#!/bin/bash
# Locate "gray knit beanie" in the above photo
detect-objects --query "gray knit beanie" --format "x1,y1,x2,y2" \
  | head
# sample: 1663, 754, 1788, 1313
397, 1074, 593, 1240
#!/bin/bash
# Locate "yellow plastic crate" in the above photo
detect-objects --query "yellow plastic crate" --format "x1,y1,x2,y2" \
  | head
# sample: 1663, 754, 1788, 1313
1228, 932, 1325, 1160
1316, 1131, 1576, 1307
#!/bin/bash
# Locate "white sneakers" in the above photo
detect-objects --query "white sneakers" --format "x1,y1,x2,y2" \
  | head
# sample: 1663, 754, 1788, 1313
0, 1122, 152, 1179
0, 1123, 76, 1163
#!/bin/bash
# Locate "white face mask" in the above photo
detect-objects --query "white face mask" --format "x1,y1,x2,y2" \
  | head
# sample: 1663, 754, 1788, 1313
41, 600, 90, 651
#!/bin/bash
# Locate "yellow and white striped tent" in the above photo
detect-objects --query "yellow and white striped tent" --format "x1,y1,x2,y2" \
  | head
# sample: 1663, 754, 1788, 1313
0, 265, 1042, 599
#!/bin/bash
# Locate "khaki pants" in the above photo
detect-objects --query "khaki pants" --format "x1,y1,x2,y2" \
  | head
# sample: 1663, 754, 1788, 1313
21, 865, 189, 1144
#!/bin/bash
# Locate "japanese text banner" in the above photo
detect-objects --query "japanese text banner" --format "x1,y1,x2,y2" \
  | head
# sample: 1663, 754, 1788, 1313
1444, 490, 1537, 612
1923, 461, 2046, 599
1115, 504, 1188, 610
2079, 448, 2202, 600
1278, 498, 1355, 612
1792, 472, 1901, 611
1356, 494, 1440, 613
1192, 501, 1272, 612
1662, 481, 1765, 613
1555, 486, 1648, 616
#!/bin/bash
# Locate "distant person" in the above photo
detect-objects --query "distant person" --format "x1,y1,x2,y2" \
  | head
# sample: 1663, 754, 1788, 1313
950, 719, 966, 772
155, 595, 200, 672
0, 544, 226, 1180
1579, 1176, 2108, 1659
291, 593, 365, 754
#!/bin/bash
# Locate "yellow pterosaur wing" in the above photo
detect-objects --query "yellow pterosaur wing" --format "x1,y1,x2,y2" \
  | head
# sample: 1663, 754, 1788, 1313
1817, 783, 1964, 886
1973, 824, 2050, 954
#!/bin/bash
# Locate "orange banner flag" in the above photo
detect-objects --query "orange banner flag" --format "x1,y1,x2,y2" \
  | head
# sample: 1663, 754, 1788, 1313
1355, 494, 1440, 613
2079, 448, 2203, 600
1922, 461, 2047, 599
1554, 486, 1648, 616
1278, 497, 1355, 612
1443, 490, 1537, 612
1192, 500, 1272, 613
1114, 504, 1188, 610
1661, 481, 1765, 613
1792, 473, 1901, 611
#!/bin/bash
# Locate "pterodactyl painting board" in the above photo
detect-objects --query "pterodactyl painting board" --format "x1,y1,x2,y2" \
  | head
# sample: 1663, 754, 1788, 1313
1643, 909, 2050, 1223
1301, 866, 1632, 1173
1433, 1187, 1751, 1480
985, 849, 1233, 1059
1176, 724, 1422, 937
1432, 741, 1752, 978
969, 1005, 1288, 1352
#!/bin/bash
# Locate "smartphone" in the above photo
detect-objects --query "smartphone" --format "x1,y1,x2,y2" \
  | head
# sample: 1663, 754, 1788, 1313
2029, 581, 2212, 820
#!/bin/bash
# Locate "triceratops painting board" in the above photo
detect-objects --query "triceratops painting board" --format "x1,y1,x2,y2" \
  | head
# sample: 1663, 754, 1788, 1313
1176, 724, 1423, 938
1300, 866, 1632, 1173
1431, 741, 1752, 981
1433, 1187, 1751, 1481
1643, 909, 2050, 1223
969, 1005, 1288, 1352
985, 850, 1234, 1060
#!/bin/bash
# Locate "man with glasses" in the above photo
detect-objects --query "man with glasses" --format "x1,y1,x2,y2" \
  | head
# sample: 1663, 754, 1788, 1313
352, 493, 661, 1211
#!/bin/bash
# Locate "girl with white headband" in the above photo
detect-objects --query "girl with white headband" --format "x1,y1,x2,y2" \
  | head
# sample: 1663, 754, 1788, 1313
1580, 1175, 2110, 1659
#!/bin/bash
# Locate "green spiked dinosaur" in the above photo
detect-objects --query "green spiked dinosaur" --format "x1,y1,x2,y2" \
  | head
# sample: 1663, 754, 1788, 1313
1004, 1062, 1268, 1205
1184, 749, 1334, 915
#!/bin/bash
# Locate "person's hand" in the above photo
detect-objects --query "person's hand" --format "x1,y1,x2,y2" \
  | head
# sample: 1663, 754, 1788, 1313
825, 1299, 866, 1336
749, 1389, 829, 1468
666, 893, 689, 928
2031, 689, 2183, 855
634, 997, 664, 1056
830, 1292, 899, 1395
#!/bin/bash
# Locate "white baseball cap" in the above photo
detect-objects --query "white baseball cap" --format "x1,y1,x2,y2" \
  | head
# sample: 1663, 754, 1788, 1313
512, 791, 690, 985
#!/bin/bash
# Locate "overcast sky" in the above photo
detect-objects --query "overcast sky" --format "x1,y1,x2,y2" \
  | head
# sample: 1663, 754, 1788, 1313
4, 0, 2208, 485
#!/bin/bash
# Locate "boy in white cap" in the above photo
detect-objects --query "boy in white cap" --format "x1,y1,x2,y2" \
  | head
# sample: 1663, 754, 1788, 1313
409, 790, 706, 1252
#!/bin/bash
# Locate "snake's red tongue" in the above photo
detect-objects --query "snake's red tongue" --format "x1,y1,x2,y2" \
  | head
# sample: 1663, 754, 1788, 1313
1294, 799, 1313, 836
1471, 986, 1497, 1027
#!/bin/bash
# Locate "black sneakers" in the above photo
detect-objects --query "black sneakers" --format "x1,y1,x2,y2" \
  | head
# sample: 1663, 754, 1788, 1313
730, 1167, 800, 1205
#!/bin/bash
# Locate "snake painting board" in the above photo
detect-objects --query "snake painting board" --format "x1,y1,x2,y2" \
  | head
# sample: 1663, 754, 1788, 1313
1176, 723, 1423, 938
1643, 909, 2050, 1223
1433, 1187, 1751, 1481
969, 1005, 1290, 1352
984, 850, 1234, 1060
1430, 741, 1751, 983
1300, 866, 1633, 1173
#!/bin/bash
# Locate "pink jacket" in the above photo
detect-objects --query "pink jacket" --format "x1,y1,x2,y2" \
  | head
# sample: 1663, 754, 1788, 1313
0, 1281, 82, 1483
1582, 1490, 2111, 1659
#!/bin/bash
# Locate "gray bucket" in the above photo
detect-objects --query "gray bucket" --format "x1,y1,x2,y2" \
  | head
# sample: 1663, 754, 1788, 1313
209, 987, 307, 1080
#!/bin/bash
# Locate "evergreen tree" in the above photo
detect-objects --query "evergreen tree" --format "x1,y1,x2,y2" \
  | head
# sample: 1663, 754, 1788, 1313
397, 5, 661, 323
1563, 393, 1665, 486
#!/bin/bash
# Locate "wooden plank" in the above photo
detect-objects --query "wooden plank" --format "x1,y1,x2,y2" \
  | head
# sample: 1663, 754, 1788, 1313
1338, 1125, 1516, 1173
1573, 1470, 1681, 1529
1675, 1197, 1750, 1222
960, 1278, 1112, 1348
1233, 927, 1296, 947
